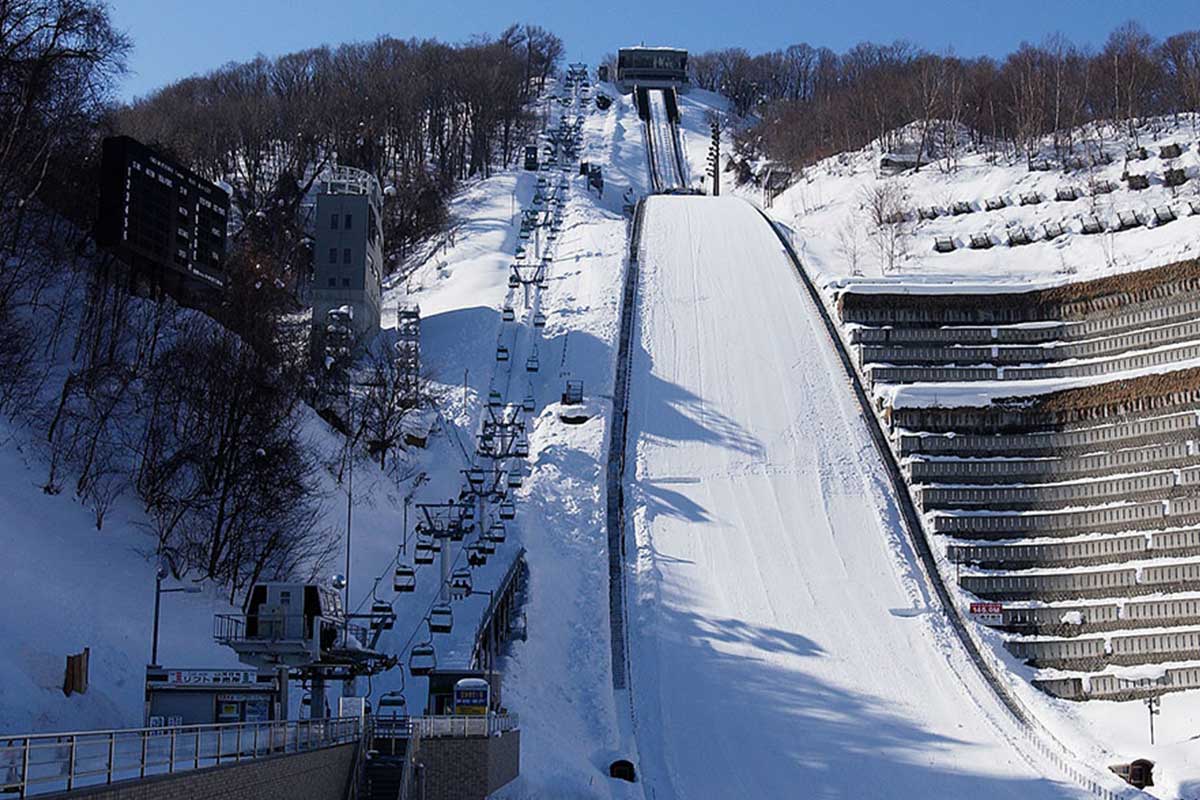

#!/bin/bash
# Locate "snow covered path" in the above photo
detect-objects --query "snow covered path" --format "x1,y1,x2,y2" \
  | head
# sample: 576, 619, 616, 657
624, 195, 1083, 799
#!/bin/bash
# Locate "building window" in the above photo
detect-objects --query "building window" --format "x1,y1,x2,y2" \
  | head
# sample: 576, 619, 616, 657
331, 213, 339, 229
344, 213, 353, 229
328, 278, 336, 287
343, 248, 351, 264
342, 278, 350, 287
329, 247, 337, 264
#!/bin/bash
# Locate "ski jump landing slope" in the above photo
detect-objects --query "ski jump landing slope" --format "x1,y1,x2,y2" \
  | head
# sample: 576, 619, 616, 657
624, 195, 1083, 799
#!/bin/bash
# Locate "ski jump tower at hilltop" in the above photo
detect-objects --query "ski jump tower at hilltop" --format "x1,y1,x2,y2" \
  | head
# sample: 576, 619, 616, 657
614, 47, 689, 94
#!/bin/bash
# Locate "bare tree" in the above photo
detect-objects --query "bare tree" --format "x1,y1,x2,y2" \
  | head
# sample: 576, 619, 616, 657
835, 218, 864, 276
860, 181, 911, 274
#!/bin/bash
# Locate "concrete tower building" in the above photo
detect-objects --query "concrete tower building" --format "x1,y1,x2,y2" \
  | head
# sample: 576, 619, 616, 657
311, 166, 383, 344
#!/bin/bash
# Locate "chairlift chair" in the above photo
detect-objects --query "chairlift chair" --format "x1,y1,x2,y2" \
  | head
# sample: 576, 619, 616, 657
1043, 222, 1066, 240
394, 564, 416, 593
526, 354, 540, 373
514, 438, 530, 458
499, 500, 516, 520
508, 273, 520, 288
1055, 186, 1080, 202
371, 600, 395, 630
507, 467, 523, 488
496, 345, 510, 362
562, 379, 584, 405
409, 643, 436, 676
467, 542, 488, 567
429, 604, 453, 634
933, 236, 955, 254
450, 568, 473, 598
489, 390, 503, 408
502, 306, 515, 322
533, 312, 547, 328
480, 536, 496, 556
414, 538, 436, 565
489, 521, 509, 542
522, 393, 536, 412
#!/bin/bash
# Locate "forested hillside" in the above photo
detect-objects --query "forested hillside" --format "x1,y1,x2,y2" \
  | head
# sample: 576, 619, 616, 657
687, 23, 1200, 171
0, 0, 563, 599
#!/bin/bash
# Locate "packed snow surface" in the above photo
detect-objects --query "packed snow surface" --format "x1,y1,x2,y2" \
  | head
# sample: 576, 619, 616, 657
623, 195, 1083, 798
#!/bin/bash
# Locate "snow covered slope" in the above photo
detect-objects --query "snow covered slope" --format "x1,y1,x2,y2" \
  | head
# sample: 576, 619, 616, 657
764, 117, 1200, 291
624, 195, 1085, 798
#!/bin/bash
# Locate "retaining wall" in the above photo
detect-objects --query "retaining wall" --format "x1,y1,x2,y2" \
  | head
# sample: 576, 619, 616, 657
908, 442, 1193, 483
42, 744, 357, 800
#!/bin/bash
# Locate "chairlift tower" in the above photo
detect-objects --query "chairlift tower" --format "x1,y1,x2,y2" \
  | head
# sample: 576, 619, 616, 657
395, 304, 421, 407
322, 307, 354, 413
417, 499, 476, 603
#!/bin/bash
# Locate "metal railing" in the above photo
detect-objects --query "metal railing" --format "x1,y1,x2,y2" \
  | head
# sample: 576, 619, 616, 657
372, 714, 519, 741
0, 716, 362, 798
213, 613, 370, 649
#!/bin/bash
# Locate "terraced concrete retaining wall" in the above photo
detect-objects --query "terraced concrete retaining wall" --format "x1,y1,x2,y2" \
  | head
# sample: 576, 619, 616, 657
908, 442, 1193, 483
899, 414, 1200, 456
933, 501, 1168, 537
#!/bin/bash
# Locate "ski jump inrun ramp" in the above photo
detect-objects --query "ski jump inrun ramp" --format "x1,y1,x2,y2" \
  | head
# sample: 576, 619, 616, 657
617, 195, 1084, 799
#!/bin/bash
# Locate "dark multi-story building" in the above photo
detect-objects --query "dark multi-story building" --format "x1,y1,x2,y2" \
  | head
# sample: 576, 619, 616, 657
95, 135, 229, 298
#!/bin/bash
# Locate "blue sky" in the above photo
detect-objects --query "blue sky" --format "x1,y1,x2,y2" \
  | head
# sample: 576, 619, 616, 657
110, 0, 1189, 100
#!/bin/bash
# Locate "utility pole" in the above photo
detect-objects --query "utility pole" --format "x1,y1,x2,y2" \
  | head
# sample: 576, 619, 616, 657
1146, 695, 1161, 744
344, 392, 354, 613
401, 497, 411, 554
149, 558, 200, 668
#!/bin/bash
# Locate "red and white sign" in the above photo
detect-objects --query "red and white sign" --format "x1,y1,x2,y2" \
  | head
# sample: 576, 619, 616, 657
165, 669, 257, 687
969, 602, 1004, 626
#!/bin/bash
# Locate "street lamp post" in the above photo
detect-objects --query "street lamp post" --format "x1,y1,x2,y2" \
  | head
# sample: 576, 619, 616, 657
1146, 695, 1162, 744
150, 561, 201, 668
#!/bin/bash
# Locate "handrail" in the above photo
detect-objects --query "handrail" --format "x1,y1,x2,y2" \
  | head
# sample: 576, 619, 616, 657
213, 613, 370, 649
0, 716, 362, 798
474, 549, 526, 646
370, 714, 519, 740
605, 197, 645, 691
